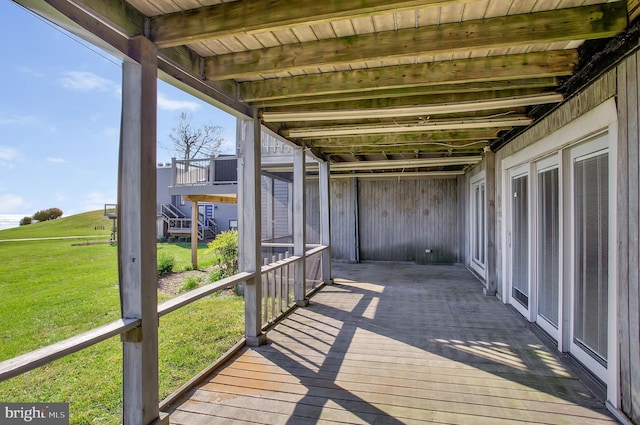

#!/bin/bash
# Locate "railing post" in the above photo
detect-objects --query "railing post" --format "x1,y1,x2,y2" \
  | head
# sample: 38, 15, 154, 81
118, 36, 167, 425
237, 111, 266, 346
319, 161, 333, 284
293, 144, 308, 306
171, 157, 177, 186
209, 155, 215, 185
191, 200, 198, 269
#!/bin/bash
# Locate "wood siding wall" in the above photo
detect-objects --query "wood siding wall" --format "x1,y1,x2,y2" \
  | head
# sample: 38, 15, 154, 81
617, 51, 640, 424
356, 178, 459, 264
330, 178, 358, 262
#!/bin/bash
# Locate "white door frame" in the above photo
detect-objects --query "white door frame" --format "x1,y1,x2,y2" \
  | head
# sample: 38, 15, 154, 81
499, 98, 619, 405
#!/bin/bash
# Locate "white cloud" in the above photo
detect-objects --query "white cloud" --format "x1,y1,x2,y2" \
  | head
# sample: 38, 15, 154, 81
157, 93, 200, 111
0, 114, 40, 127
76, 191, 116, 214
0, 193, 28, 214
18, 66, 45, 79
60, 71, 117, 93
0, 146, 22, 169
47, 157, 65, 163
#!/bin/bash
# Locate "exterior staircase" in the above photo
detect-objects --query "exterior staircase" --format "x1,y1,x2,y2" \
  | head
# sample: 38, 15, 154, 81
158, 203, 217, 241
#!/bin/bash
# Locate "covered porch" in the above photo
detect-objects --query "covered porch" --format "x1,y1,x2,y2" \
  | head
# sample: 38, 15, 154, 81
166, 262, 614, 425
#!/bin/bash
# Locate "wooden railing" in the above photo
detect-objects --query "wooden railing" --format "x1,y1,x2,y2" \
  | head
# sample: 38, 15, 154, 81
0, 272, 251, 382
0, 245, 329, 384
260, 245, 329, 328
172, 156, 237, 187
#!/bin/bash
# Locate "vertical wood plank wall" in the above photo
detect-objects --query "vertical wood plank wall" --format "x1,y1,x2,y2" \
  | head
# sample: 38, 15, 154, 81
330, 179, 358, 261
617, 51, 640, 424
336, 178, 459, 264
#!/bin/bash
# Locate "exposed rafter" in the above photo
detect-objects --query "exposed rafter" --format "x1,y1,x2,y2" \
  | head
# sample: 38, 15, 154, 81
252, 78, 560, 108
330, 156, 482, 171
283, 116, 533, 138
206, 3, 626, 81
239, 51, 578, 102
262, 93, 563, 122
149, 0, 467, 47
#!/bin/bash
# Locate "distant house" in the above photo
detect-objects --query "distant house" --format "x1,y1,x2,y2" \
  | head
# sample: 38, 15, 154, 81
156, 155, 238, 241
156, 143, 321, 258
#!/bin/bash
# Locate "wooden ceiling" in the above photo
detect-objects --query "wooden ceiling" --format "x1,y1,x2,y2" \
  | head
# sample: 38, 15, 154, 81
18, 0, 632, 177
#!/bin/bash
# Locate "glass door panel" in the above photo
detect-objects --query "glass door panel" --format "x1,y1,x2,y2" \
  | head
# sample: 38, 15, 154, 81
537, 168, 559, 330
573, 152, 608, 364
511, 174, 529, 308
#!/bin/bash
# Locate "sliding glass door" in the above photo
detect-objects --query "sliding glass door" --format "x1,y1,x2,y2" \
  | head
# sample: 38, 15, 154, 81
536, 166, 560, 336
571, 150, 609, 378
510, 169, 529, 316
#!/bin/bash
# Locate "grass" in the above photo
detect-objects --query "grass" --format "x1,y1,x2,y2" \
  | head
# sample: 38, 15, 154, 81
0, 211, 244, 424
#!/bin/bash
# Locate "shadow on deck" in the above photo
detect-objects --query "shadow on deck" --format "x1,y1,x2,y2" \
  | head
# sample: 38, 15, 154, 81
166, 262, 616, 424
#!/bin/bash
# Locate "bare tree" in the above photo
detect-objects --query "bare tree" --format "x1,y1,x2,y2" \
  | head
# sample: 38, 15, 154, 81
167, 112, 224, 159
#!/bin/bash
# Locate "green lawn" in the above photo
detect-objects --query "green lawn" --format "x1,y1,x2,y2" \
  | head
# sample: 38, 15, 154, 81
0, 211, 244, 424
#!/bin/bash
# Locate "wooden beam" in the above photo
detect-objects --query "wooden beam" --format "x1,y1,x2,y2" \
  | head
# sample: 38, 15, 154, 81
293, 145, 308, 307
329, 156, 482, 171
284, 116, 532, 138
331, 170, 465, 178
320, 145, 488, 155
237, 113, 266, 346
207, 2, 626, 81
118, 36, 163, 425
308, 130, 501, 147
150, 0, 466, 48
239, 51, 578, 102
185, 194, 237, 204
262, 92, 563, 122
261, 88, 553, 113
251, 78, 559, 107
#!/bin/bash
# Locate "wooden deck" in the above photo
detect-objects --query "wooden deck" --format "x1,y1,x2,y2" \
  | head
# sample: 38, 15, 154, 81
167, 262, 617, 425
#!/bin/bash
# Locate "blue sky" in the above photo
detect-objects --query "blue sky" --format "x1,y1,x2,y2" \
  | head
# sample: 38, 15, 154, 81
0, 1, 238, 216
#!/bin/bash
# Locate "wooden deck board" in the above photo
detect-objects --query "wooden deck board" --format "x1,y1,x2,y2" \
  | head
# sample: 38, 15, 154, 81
167, 263, 616, 425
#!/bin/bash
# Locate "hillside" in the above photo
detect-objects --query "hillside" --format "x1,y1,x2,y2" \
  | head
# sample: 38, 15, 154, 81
0, 210, 112, 240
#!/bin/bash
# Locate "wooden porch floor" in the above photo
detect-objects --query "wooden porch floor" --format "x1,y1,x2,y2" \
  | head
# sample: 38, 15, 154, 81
167, 262, 617, 425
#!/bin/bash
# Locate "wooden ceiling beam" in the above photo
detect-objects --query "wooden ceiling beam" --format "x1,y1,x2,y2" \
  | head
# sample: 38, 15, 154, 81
260, 88, 553, 113
284, 116, 531, 138
150, 0, 466, 48
206, 2, 626, 81
262, 92, 562, 122
240, 51, 578, 102
308, 130, 501, 147
321, 145, 488, 155
252, 78, 559, 108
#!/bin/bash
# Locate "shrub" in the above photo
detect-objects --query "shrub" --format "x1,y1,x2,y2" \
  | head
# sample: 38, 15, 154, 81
180, 276, 201, 292
209, 267, 224, 282
157, 252, 175, 276
207, 230, 238, 278
32, 208, 63, 222
19, 216, 32, 226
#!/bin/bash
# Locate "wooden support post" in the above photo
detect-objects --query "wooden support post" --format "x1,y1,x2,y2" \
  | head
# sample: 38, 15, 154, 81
237, 112, 265, 346
191, 200, 198, 269
319, 161, 332, 284
118, 36, 167, 425
484, 150, 497, 296
293, 145, 308, 306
